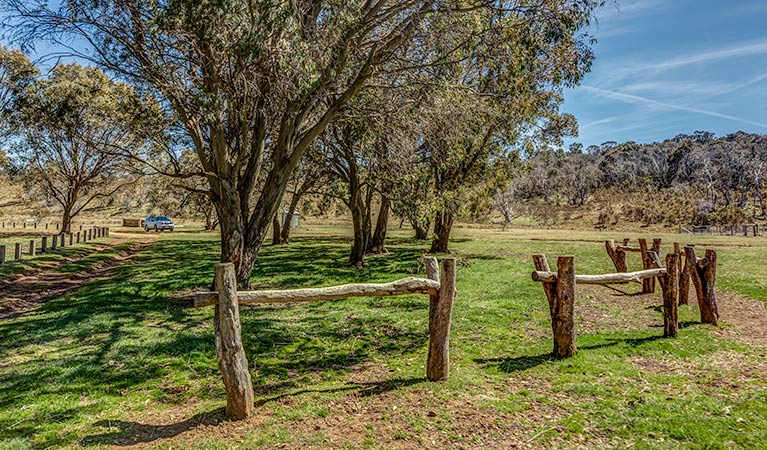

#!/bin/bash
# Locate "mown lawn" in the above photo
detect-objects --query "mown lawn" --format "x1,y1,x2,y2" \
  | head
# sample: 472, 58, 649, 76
0, 225, 766, 449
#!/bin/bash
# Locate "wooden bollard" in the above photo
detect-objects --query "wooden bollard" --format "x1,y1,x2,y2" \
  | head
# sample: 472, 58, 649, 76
52, 234, 58, 250
14, 242, 21, 260
34, 222, 37, 229
79, 224, 83, 231
29, 239, 36, 256
87, 229, 92, 241
676, 243, 691, 305
106, 227, 110, 237
553, 256, 576, 357
56, 223, 59, 230
59, 232, 66, 248
41, 236, 48, 253
684, 247, 718, 325
45, 223, 48, 230
213, 263, 255, 419
76, 232, 80, 244
661, 253, 680, 337
427, 257, 456, 381
69, 233, 73, 245
0, 245, 5, 264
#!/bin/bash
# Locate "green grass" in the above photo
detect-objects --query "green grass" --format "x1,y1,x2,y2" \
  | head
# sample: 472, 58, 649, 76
0, 225, 766, 449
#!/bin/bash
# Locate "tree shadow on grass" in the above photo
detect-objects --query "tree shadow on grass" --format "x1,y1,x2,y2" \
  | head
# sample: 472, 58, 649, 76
81, 377, 423, 447
474, 336, 675, 373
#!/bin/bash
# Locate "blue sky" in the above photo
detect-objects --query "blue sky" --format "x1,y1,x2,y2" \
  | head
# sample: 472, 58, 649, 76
563, 0, 767, 148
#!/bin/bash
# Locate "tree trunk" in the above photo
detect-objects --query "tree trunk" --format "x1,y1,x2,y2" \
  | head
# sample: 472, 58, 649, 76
412, 218, 430, 240
348, 181, 371, 267
368, 194, 390, 254
271, 213, 282, 245
430, 211, 453, 253
280, 188, 304, 244
61, 205, 74, 234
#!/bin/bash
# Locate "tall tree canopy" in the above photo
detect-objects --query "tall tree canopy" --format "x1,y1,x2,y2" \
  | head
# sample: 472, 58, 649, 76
4, 0, 602, 285
9, 63, 155, 231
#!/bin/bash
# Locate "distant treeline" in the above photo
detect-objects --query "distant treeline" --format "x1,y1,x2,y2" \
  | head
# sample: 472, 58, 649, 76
496, 131, 767, 227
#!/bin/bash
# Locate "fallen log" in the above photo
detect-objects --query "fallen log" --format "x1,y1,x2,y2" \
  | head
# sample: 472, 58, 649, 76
532, 268, 667, 285
195, 277, 441, 307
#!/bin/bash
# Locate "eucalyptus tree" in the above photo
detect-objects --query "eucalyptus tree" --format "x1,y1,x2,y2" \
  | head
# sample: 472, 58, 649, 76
0, 45, 37, 129
5, 0, 604, 285
418, 4, 595, 253
10, 63, 154, 232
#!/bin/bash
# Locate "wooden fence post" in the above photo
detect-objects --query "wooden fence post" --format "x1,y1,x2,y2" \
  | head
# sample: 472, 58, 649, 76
427, 257, 455, 381
76, 232, 80, 243
29, 239, 35, 256
214, 263, 255, 419
0, 245, 5, 264
106, 227, 110, 237
52, 234, 58, 250
605, 239, 628, 272
554, 256, 576, 357
638, 239, 661, 293
661, 253, 680, 337
684, 247, 719, 325
69, 233, 73, 245
14, 243, 21, 260
532, 254, 556, 320
41, 236, 47, 253
59, 232, 66, 248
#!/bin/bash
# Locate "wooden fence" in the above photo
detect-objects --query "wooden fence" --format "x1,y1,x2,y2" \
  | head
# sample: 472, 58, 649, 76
194, 257, 457, 420
0, 227, 110, 266
532, 244, 719, 358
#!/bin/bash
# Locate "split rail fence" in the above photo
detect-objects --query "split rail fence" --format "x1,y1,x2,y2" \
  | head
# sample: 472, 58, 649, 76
532, 241, 719, 358
0, 226, 110, 266
194, 257, 456, 420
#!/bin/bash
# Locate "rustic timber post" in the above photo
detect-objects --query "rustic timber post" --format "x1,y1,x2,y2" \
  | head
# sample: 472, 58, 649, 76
29, 240, 35, 256
69, 233, 73, 246
638, 239, 661, 293
76, 232, 80, 244
532, 255, 556, 319
554, 256, 576, 357
676, 243, 691, 305
52, 234, 58, 250
0, 245, 5, 264
41, 236, 47, 253
605, 240, 628, 272
214, 263, 255, 419
684, 247, 719, 326
14, 243, 21, 260
661, 253, 680, 337
87, 229, 92, 240
59, 232, 66, 248
427, 257, 456, 381
106, 227, 110, 237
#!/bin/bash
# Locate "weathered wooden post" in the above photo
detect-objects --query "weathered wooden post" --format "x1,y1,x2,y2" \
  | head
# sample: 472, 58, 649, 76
34, 222, 37, 229
14, 243, 21, 260
87, 229, 92, 241
59, 232, 66, 248
52, 234, 58, 250
214, 263, 255, 419
605, 239, 629, 272
638, 239, 661, 293
532, 254, 556, 319
661, 253, 680, 337
45, 223, 48, 230
79, 224, 83, 231
106, 227, 110, 237
676, 243, 691, 305
69, 233, 73, 246
0, 245, 5, 264
29, 239, 35, 256
426, 257, 456, 381
41, 236, 48, 253
55, 223, 59, 230
684, 247, 719, 326
553, 256, 577, 357
76, 232, 81, 244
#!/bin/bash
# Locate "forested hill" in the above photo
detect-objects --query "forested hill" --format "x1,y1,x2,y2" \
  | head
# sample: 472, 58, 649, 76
496, 131, 767, 229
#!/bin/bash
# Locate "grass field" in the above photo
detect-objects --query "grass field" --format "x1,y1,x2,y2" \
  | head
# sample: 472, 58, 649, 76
0, 224, 766, 449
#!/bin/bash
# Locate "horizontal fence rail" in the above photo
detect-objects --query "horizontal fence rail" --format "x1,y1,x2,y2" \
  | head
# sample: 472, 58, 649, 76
196, 257, 457, 420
